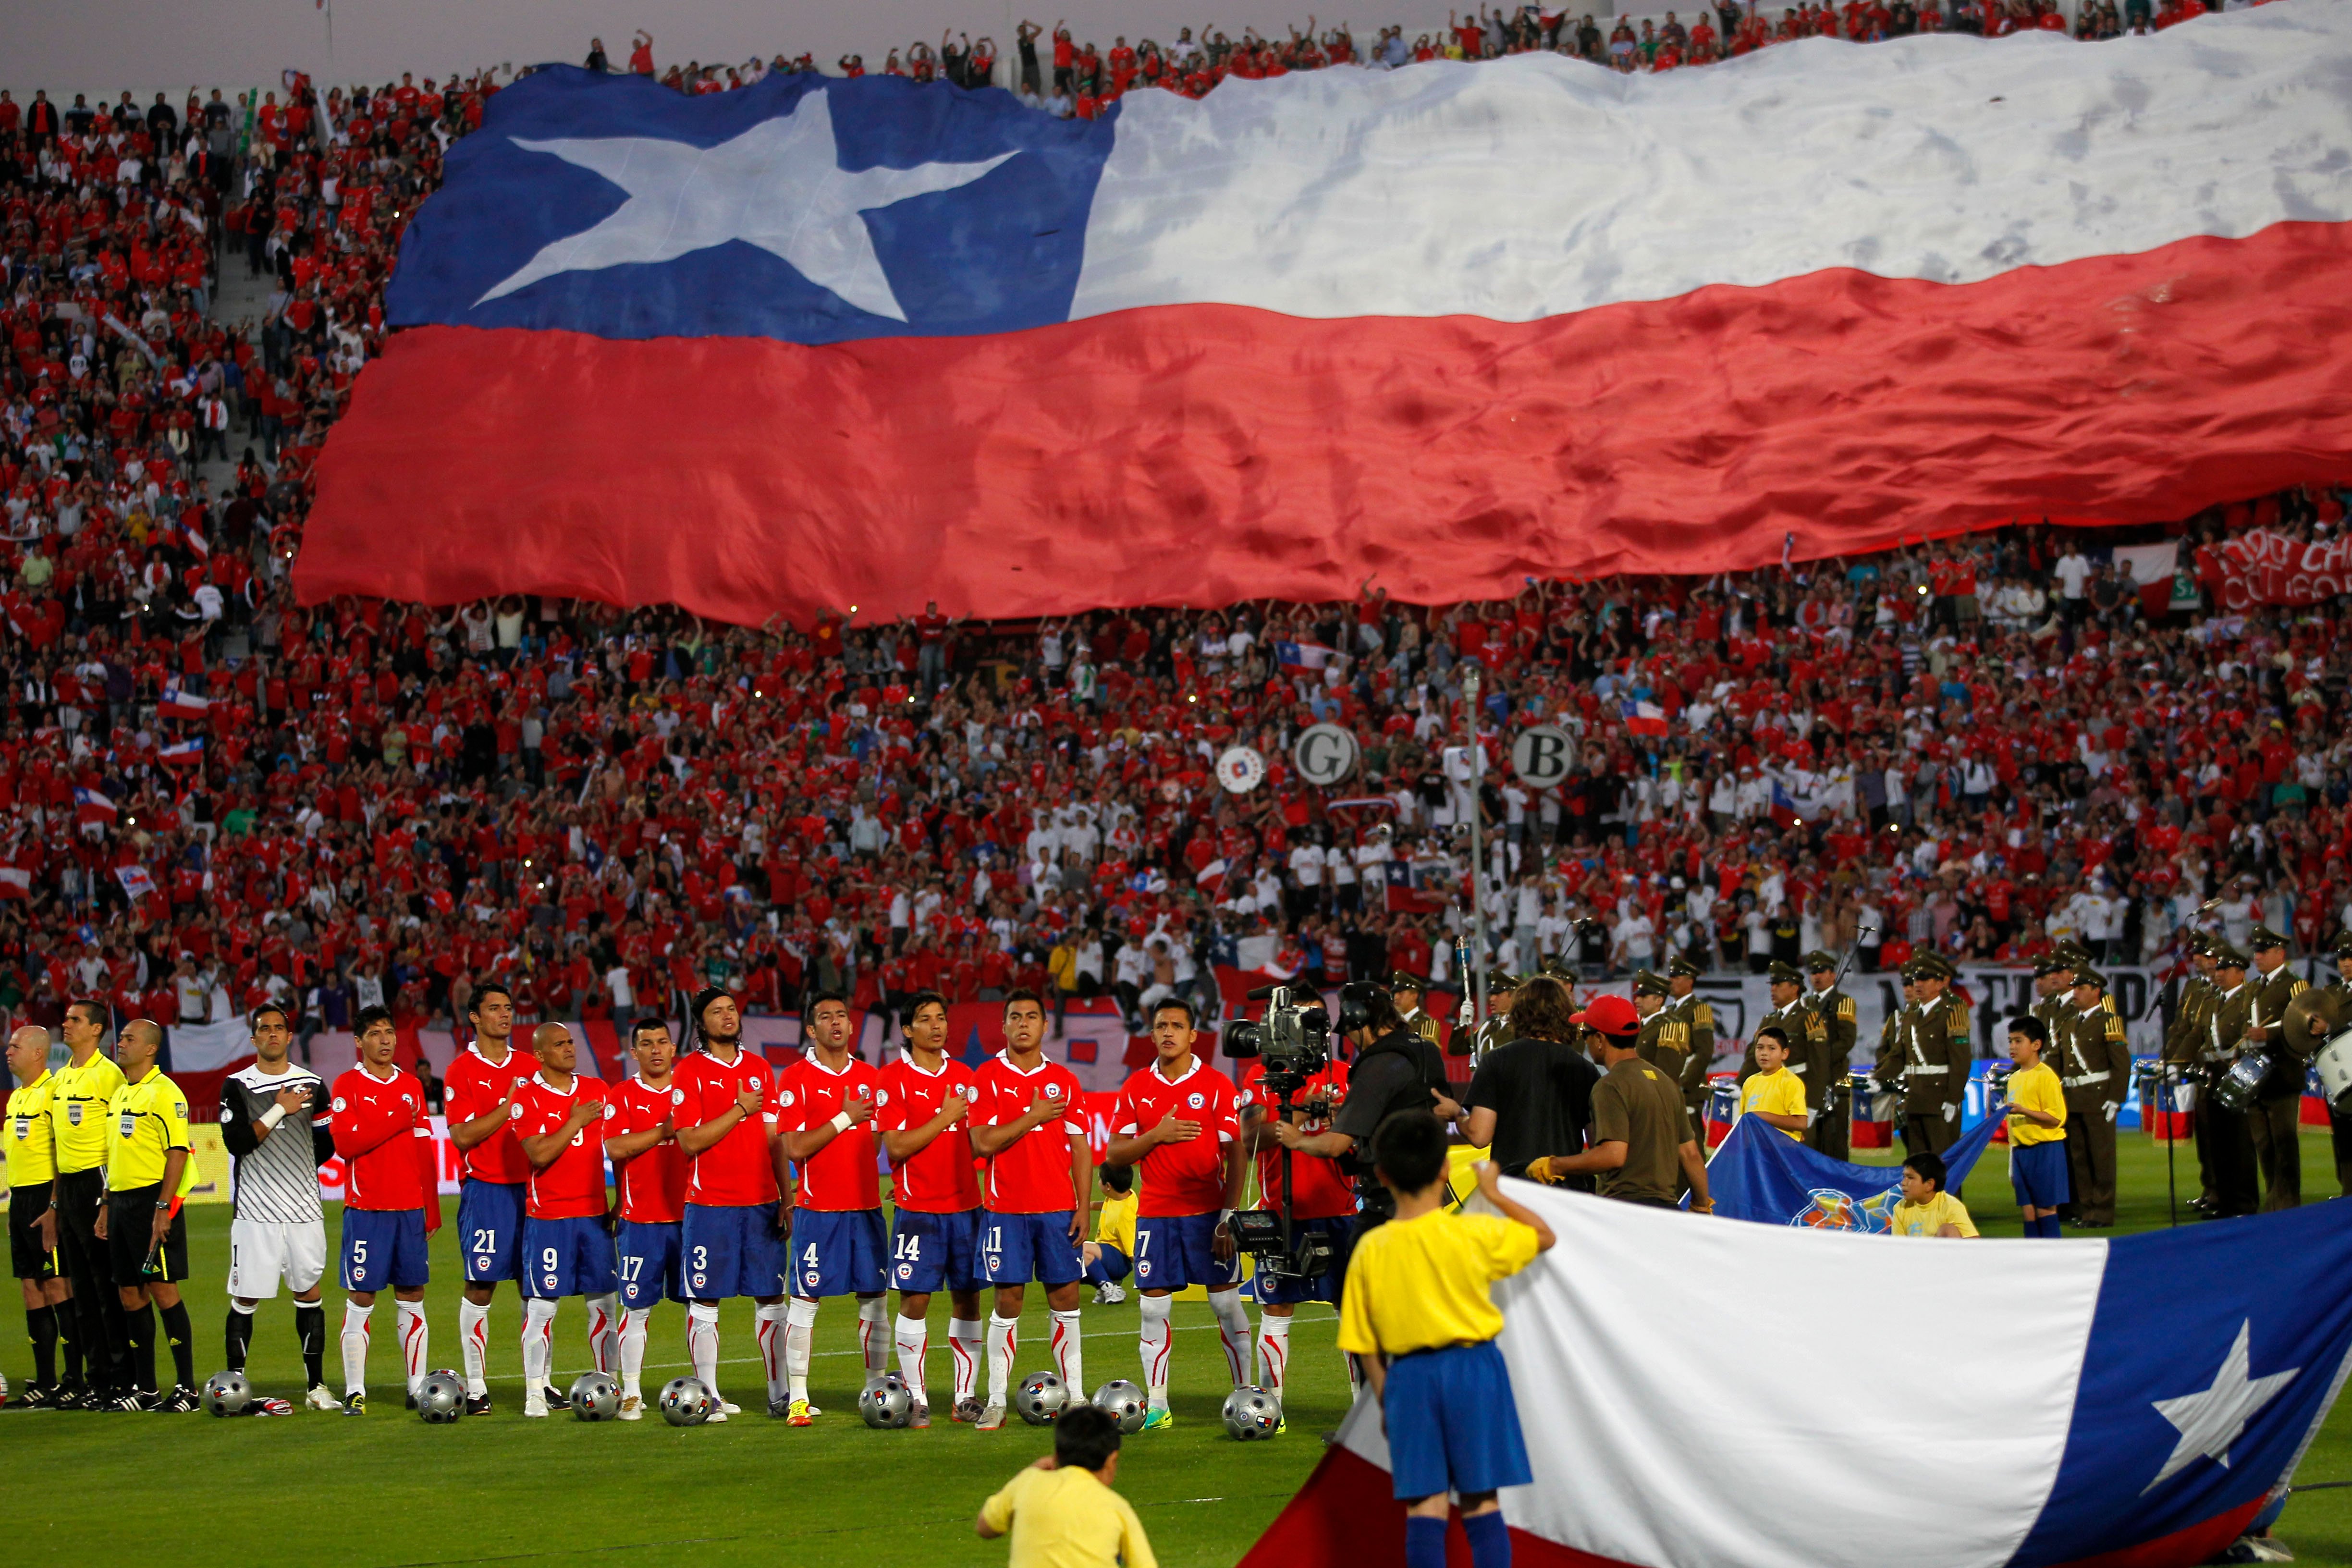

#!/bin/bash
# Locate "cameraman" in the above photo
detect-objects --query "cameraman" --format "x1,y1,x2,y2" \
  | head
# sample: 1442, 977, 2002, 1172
1272, 986, 1460, 1223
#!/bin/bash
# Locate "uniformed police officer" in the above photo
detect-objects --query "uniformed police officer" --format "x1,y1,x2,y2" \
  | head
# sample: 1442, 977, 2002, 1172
94, 1018, 200, 1409
2055, 967, 2132, 1226
2326, 933, 2352, 1197
2242, 926, 2310, 1212
1632, 971, 1689, 1084
1801, 950, 1858, 1162
1392, 970, 1444, 1054
6, 1026, 79, 1406
1874, 963, 1921, 1132
1666, 958, 1716, 1150
2164, 934, 2222, 1212
1466, 972, 1521, 1065
2202, 944, 2262, 1218
2031, 955, 2075, 1039
1883, 956, 1971, 1157
41, 999, 128, 1408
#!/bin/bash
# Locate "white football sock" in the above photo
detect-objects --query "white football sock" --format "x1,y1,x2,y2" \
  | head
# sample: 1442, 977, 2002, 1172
340, 1301, 372, 1396
1139, 1293, 1174, 1407
587, 1293, 620, 1377
458, 1297, 490, 1396
620, 1307, 650, 1397
895, 1313, 930, 1404
858, 1296, 889, 1374
1259, 1315, 1292, 1401
782, 1298, 818, 1403
1051, 1308, 1084, 1397
396, 1298, 429, 1396
986, 1313, 1019, 1407
688, 1302, 721, 1397
1211, 1290, 1252, 1386
950, 1317, 984, 1406
522, 1298, 557, 1393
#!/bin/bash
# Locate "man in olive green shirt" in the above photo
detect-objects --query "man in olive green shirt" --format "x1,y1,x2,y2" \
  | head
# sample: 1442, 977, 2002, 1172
1531, 997, 1710, 1211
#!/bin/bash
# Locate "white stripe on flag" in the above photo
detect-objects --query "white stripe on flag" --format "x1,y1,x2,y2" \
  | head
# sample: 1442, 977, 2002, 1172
1343, 1184, 2108, 1568
1073, 6, 2352, 325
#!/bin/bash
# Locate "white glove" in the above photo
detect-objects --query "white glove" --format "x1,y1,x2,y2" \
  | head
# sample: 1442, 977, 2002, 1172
2103, 1101, 2119, 1124
1943, 1102, 1959, 1124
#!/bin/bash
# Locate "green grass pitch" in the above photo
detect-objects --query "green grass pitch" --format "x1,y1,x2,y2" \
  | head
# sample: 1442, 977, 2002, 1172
6, 1132, 2352, 1568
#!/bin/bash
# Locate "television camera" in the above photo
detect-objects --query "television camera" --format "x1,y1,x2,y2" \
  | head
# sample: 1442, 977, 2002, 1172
1223, 981, 1375, 1281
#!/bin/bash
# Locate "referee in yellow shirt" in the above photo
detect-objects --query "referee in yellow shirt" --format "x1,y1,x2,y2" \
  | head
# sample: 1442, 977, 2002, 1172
95, 1019, 201, 1410
8, 1025, 82, 1406
43, 999, 129, 1408
1337, 1113, 1555, 1568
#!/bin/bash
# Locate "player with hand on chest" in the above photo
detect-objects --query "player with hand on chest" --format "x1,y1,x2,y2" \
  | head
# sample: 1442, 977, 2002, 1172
1103, 998, 1247, 1430
443, 982, 536, 1414
775, 992, 886, 1425
674, 988, 787, 1422
881, 990, 987, 1425
329, 1006, 436, 1416
602, 1018, 691, 1421
510, 1022, 616, 1418
970, 989, 1093, 1430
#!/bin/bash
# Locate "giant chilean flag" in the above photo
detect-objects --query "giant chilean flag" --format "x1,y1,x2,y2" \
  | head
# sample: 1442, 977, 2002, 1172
1246, 1186, 2352, 1568
300, 6, 2352, 624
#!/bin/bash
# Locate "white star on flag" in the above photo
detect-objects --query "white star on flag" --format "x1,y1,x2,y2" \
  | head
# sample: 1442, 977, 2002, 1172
476, 88, 1013, 321
2143, 1320, 2299, 1494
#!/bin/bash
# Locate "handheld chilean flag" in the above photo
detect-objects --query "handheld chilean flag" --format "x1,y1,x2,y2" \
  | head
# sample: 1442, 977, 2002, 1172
114, 864, 158, 902
1246, 1186, 2352, 1568
73, 786, 118, 825
1277, 641, 1338, 675
159, 685, 209, 720
0, 864, 28, 901
1622, 700, 1669, 738
159, 738, 205, 767
299, 7, 2352, 623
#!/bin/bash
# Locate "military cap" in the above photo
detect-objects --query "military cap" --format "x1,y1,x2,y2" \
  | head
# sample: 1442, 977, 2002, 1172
1540, 956, 1579, 980
1900, 957, 1928, 980
2212, 944, 2250, 969
2248, 925, 2291, 953
2070, 967, 2107, 991
1488, 970, 1522, 992
1632, 969, 1671, 997
1767, 960, 1804, 984
1387, 970, 1428, 993
2033, 956, 2070, 979
2054, 943, 2094, 967
1920, 955, 1956, 980
2331, 931, 2352, 958
1668, 956, 1702, 979
1802, 950, 1839, 973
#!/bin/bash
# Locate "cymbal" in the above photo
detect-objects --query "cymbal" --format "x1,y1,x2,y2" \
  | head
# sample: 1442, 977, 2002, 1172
2283, 988, 2352, 1054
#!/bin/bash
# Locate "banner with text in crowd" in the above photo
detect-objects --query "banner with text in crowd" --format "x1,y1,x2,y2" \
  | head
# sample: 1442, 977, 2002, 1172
2196, 527, 2352, 612
1699, 1112, 2004, 1229
1243, 1185, 2352, 1568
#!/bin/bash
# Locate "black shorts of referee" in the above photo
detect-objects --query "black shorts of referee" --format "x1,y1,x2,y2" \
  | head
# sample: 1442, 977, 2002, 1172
9, 1178, 58, 1281
105, 1184, 189, 1285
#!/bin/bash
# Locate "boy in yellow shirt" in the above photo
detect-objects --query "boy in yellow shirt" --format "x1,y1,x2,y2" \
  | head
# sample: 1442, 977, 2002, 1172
1738, 1027, 1808, 1141
1338, 1112, 1555, 1568
977, 1403, 1156, 1568
1888, 1151, 1978, 1237
1082, 1164, 1137, 1305
2003, 1017, 2069, 1238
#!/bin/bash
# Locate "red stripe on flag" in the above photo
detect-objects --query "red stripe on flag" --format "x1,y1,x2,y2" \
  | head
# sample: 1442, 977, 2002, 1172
302, 220, 2352, 623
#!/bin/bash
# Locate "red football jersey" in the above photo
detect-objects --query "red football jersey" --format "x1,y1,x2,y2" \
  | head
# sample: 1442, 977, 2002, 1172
605, 1074, 689, 1224
1236, 1059, 1358, 1220
778, 1054, 882, 1212
1114, 1057, 1240, 1217
675, 1047, 781, 1206
510, 1072, 610, 1219
330, 1064, 432, 1212
972, 1053, 1086, 1214
443, 1041, 536, 1184
882, 1056, 982, 1213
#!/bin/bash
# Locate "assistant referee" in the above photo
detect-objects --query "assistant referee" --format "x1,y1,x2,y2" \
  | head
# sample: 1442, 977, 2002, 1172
44, 999, 128, 1408
8, 1025, 80, 1406
95, 1019, 200, 1410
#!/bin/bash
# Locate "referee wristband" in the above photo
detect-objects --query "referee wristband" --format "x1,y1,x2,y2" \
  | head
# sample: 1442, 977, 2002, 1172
259, 1105, 288, 1130
830, 1111, 854, 1134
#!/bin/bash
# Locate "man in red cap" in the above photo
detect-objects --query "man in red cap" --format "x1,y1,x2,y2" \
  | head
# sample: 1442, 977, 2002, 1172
1528, 995, 1713, 1212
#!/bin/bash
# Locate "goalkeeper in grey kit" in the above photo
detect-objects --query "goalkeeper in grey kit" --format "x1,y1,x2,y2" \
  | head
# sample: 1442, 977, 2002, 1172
218, 1003, 339, 1411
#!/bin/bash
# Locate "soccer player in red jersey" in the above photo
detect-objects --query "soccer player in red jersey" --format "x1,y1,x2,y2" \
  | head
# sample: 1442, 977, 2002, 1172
603, 1018, 690, 1420
673, 987, 787, 1422
776, 992, 886, 1425
444, 981, 536, 1413
511, 1022, 617, 1417
1237, 1051, 1358, 1414
1104, 999, 1248, 1430
970, 990, 1092, 1430
881, 990, 986, 1424
329, 1006, 434, 1416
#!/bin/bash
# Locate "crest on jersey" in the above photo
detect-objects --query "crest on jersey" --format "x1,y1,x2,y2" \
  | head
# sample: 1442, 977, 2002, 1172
897, 1262, 913, 1280
1188, 1092, 1204, 1109
1045, 1085, 1062, 1099
691, 1271, 706, 1288
544, 1274, 560, 1290
805, 1269, 821, 1287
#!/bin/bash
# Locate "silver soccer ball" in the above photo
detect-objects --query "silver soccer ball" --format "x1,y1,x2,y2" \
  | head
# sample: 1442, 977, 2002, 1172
201, 1370, 253, 1417
416, 1370, 466, 1423
1091, 1379, 1147, 1434
659, 1376, 714, 1427
569, 1371, 621, 1421
1016, 1370, 1068, 1426
1223, 1385, 1282, 1440
858, 1372, 915, 1429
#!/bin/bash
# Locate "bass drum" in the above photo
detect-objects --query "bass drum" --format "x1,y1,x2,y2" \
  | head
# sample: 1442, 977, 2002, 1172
2210, 1051, 2275, 1115
2315, 1029, 2352, 1115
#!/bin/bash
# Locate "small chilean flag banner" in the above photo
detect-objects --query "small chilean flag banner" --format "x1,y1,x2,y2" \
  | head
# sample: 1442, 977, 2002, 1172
1243, 1186, 2352, 1568
301, 6, 2352, 623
